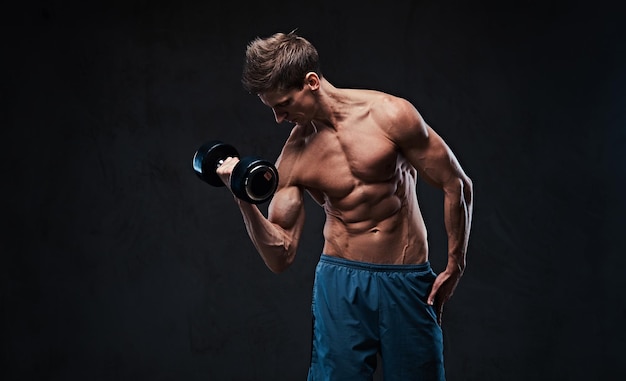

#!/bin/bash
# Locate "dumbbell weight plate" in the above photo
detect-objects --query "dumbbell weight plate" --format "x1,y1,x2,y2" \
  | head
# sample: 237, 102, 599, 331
231, 156, 279, 204
192, 140, 240, 187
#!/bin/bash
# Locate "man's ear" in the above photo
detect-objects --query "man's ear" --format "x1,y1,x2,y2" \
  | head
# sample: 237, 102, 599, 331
304, 72, 320, 90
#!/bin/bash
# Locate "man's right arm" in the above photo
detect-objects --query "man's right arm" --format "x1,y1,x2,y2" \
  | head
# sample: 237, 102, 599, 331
234, 184, 306, 273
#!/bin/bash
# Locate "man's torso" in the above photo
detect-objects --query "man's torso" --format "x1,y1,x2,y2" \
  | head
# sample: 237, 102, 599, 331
279, 91, 429, 264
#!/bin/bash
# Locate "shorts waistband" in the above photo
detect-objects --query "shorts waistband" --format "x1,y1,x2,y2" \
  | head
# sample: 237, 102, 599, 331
319, 254, 431, 273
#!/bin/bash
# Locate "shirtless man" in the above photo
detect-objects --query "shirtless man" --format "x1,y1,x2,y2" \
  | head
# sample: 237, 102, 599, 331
216, 31, 473, 381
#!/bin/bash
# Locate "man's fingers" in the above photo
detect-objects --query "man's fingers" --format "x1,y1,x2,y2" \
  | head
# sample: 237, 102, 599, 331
428, 278, 446, 325
215, 157, 239, 186
427, 285, 438, 306
428, 273, 447, 305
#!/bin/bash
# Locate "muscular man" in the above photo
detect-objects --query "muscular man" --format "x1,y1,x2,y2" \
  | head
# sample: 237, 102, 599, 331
216, 31, 473, 381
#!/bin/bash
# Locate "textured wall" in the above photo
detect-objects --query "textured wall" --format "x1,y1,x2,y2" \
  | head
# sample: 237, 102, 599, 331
3, 0, 625, 380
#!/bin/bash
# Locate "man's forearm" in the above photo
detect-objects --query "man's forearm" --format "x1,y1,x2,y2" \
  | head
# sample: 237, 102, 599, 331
443, 177, 473, 273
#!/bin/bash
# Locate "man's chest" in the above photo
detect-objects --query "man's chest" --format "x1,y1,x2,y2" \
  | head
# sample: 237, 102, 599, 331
294, 127, 399, 198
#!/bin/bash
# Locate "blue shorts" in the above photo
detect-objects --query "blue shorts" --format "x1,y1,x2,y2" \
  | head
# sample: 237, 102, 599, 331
307, 254, 445, 381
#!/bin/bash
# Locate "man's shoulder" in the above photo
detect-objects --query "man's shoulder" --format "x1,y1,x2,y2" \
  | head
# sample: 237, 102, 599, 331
276, 126, 308, 164
283, 124, 311, 148
366, 92, 418, 125
347, 88, 400, 103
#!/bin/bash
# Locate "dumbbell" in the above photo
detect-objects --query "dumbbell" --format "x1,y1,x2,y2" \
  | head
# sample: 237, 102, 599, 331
192, 140, 279, 204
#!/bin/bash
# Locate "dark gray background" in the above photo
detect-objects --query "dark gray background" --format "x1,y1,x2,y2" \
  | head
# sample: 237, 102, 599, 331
3, 0, 625, 380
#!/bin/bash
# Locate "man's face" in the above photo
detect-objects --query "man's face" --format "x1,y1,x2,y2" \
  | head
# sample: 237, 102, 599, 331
258, 83, 316, 126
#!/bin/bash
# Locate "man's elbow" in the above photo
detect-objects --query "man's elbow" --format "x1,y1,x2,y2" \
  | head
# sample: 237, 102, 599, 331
444, 175, 473, 200
462, 175, 473, 204
265, 251, 296, 274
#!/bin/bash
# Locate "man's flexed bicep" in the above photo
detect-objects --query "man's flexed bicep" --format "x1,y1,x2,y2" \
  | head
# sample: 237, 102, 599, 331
267, 185, 306, 253
237, 184, 306, 274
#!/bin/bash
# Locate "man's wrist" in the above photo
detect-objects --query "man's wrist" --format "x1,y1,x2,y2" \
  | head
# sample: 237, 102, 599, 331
446, 256, 465, 274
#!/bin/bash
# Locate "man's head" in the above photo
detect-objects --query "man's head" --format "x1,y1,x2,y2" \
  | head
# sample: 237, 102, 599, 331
242, 30, 322, 95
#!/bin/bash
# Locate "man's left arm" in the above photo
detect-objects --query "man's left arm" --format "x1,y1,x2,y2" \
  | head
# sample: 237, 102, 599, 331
386, 97, 474, 324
